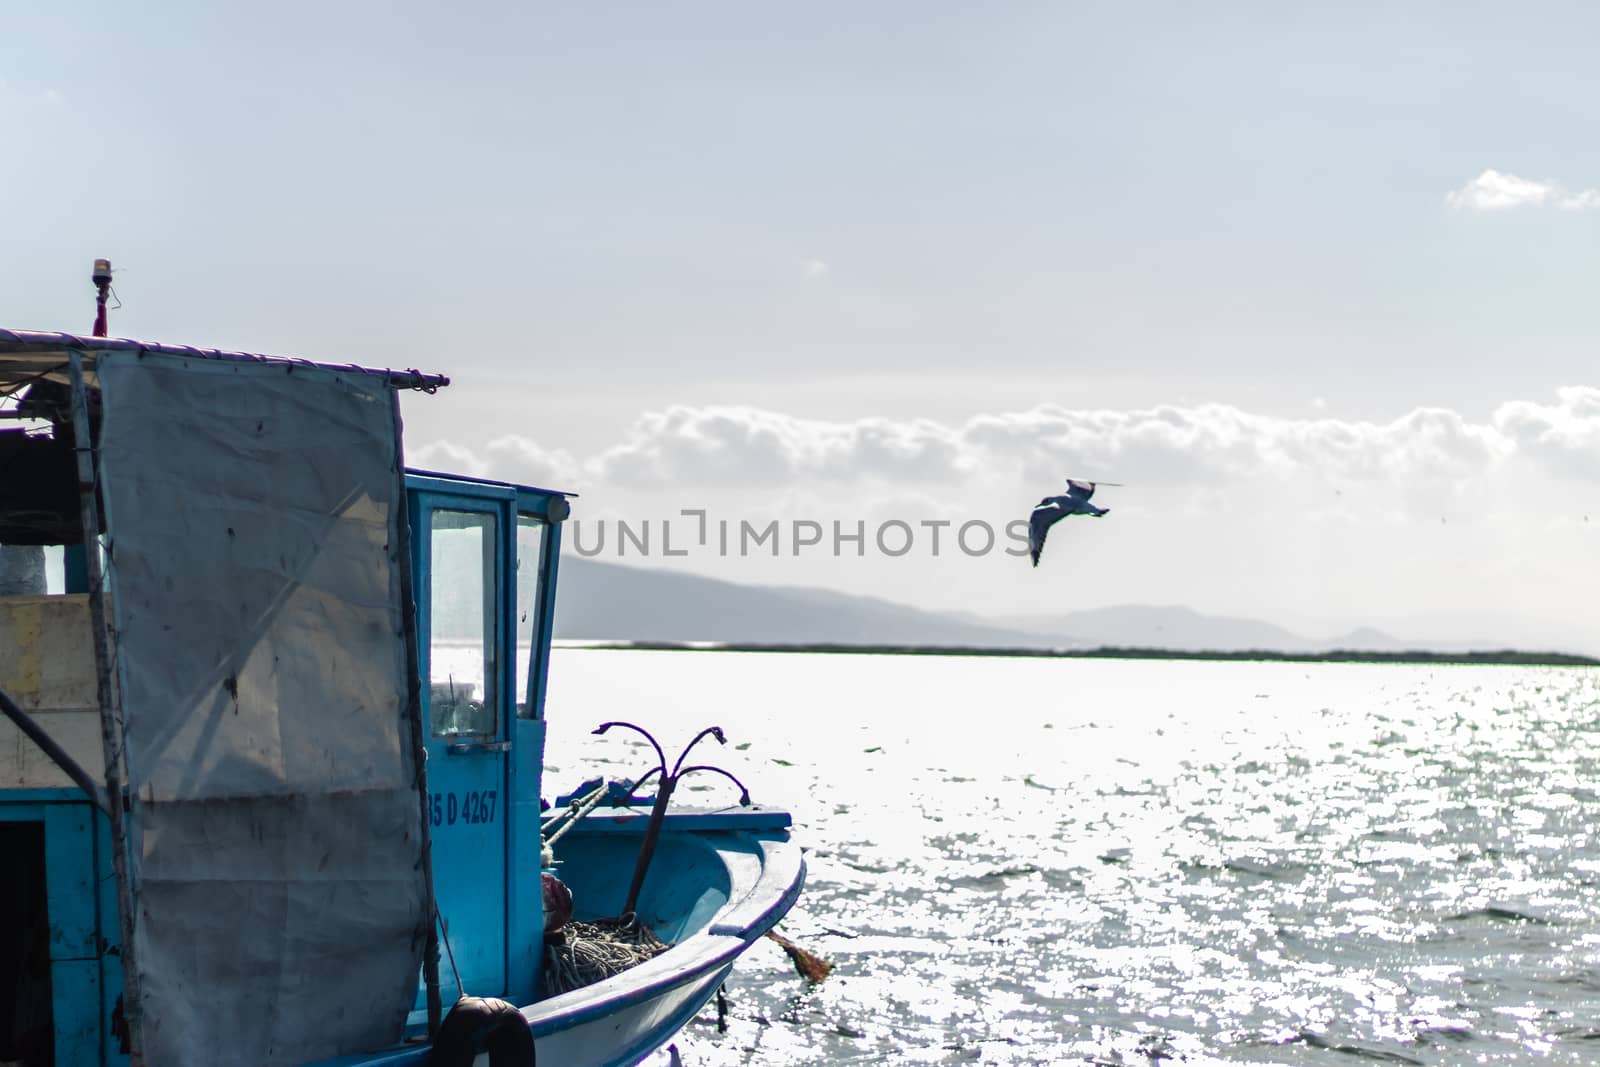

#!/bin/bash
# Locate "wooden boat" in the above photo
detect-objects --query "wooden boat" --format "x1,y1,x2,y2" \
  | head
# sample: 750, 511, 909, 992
0, 320, 803, 1067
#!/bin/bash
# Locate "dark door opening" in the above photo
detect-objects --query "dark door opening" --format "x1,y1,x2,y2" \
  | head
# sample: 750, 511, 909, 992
0, 821, 54, 1066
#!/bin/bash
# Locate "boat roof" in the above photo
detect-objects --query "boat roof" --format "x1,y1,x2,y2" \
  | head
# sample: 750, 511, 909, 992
406, 467, 579, 500
0, 327, 450, 394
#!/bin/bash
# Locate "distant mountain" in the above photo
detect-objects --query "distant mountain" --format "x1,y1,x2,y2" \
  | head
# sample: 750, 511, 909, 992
553, 558, 1070, 648
994, 605, 1415, 653
440, 553, 1588, 656
551, 560, 1441, 653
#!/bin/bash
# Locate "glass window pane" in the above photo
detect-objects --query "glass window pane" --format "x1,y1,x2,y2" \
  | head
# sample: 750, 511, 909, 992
515, 516, 546, 718
429, 509, 497, 737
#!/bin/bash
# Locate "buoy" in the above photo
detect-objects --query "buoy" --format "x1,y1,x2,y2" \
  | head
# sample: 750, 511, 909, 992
542, 872, 573, 939
426, 996, 534, 1067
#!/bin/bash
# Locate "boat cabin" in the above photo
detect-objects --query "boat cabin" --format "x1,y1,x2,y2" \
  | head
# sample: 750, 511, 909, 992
0, 331, 569, 1066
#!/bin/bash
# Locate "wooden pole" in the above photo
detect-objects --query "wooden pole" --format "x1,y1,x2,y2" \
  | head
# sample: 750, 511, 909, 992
391, 392, 444, 1037
68, 350, 145, 1065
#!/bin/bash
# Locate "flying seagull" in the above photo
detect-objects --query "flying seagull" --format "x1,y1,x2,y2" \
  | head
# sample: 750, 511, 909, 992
1028, 479, 1112, 567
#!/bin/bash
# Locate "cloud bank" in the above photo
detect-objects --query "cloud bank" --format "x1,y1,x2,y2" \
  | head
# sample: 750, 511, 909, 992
420, 389, 1600, 494
412, 392, 1600, 651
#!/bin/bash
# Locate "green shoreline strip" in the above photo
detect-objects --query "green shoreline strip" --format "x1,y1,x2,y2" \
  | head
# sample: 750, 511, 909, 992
566, 641, 1600, 667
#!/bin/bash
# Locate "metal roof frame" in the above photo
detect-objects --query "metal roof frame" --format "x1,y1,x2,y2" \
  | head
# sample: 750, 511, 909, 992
0, 328, 450, 394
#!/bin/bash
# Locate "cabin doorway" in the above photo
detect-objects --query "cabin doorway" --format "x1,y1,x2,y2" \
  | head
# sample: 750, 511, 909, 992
0, 821, 53, 1067
410, 485, 515, 1003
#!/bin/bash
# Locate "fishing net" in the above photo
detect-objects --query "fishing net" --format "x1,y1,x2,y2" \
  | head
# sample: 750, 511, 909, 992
539, 917, 672, 998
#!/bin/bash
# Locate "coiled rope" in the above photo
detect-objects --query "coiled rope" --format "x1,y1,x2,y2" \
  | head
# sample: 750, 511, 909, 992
540, 916, 671, 998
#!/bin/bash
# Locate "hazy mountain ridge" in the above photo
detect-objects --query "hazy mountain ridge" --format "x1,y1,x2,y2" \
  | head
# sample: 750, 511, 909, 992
551, 559, 1544, 654
553, 557, 1059, 648
992, 605, 1420, 654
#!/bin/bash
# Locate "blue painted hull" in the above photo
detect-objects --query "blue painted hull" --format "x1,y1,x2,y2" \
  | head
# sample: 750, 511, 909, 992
315, 809, 805, 1067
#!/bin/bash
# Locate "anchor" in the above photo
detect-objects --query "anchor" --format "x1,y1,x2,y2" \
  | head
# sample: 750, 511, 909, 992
592, 722, 751, 921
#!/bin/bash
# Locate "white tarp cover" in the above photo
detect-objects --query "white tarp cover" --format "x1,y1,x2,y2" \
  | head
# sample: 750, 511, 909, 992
95, 351, 427, 1066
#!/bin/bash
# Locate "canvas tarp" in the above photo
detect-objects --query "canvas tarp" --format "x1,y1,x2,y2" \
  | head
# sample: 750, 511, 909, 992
95, 351, 426, 1066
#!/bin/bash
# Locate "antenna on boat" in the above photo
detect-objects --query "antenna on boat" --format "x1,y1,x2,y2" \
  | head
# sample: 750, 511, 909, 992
92, 258, 113, 337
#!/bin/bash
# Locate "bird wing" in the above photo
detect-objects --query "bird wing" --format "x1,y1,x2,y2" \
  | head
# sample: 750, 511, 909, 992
1028, 499, 1066, 566
1064, 479, 1096, 502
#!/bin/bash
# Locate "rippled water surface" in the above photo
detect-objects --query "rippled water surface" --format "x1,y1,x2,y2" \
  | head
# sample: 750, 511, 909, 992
542, 649, 1600, 1065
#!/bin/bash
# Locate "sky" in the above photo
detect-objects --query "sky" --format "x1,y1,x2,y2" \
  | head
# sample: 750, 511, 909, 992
4, 2, 1598, 651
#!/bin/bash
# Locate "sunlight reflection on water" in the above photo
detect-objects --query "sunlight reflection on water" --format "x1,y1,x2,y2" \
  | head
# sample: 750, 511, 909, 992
541, 650, 1600, 1065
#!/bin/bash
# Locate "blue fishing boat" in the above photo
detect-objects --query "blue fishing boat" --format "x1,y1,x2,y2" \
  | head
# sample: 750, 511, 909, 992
0, 308, 804, 1066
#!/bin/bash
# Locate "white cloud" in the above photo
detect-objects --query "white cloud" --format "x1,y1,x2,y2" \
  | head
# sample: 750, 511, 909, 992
408, 439, 488, 478
1491, 386, 1600, 478
800, 258, 830, 278
419, 392, 1599, 498
591, 406, 973, 487
483, 435, 581, 488
1447, 170, 1557, 211
1559, 188, 1600, 212
409, 435, 579, 487
1447, 169, 1600, 212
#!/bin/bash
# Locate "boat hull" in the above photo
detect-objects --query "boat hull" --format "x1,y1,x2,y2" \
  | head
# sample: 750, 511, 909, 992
318, 808, 804, 1067
527, 956, 732, 1066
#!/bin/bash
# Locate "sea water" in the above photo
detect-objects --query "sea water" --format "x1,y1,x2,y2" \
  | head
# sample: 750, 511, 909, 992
540, 649, 1600, 1065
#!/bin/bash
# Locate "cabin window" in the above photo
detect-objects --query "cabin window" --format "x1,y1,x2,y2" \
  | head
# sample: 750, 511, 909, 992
0, 416, 83, 597
515, 515, 546, 717
429, 510, 498, 737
